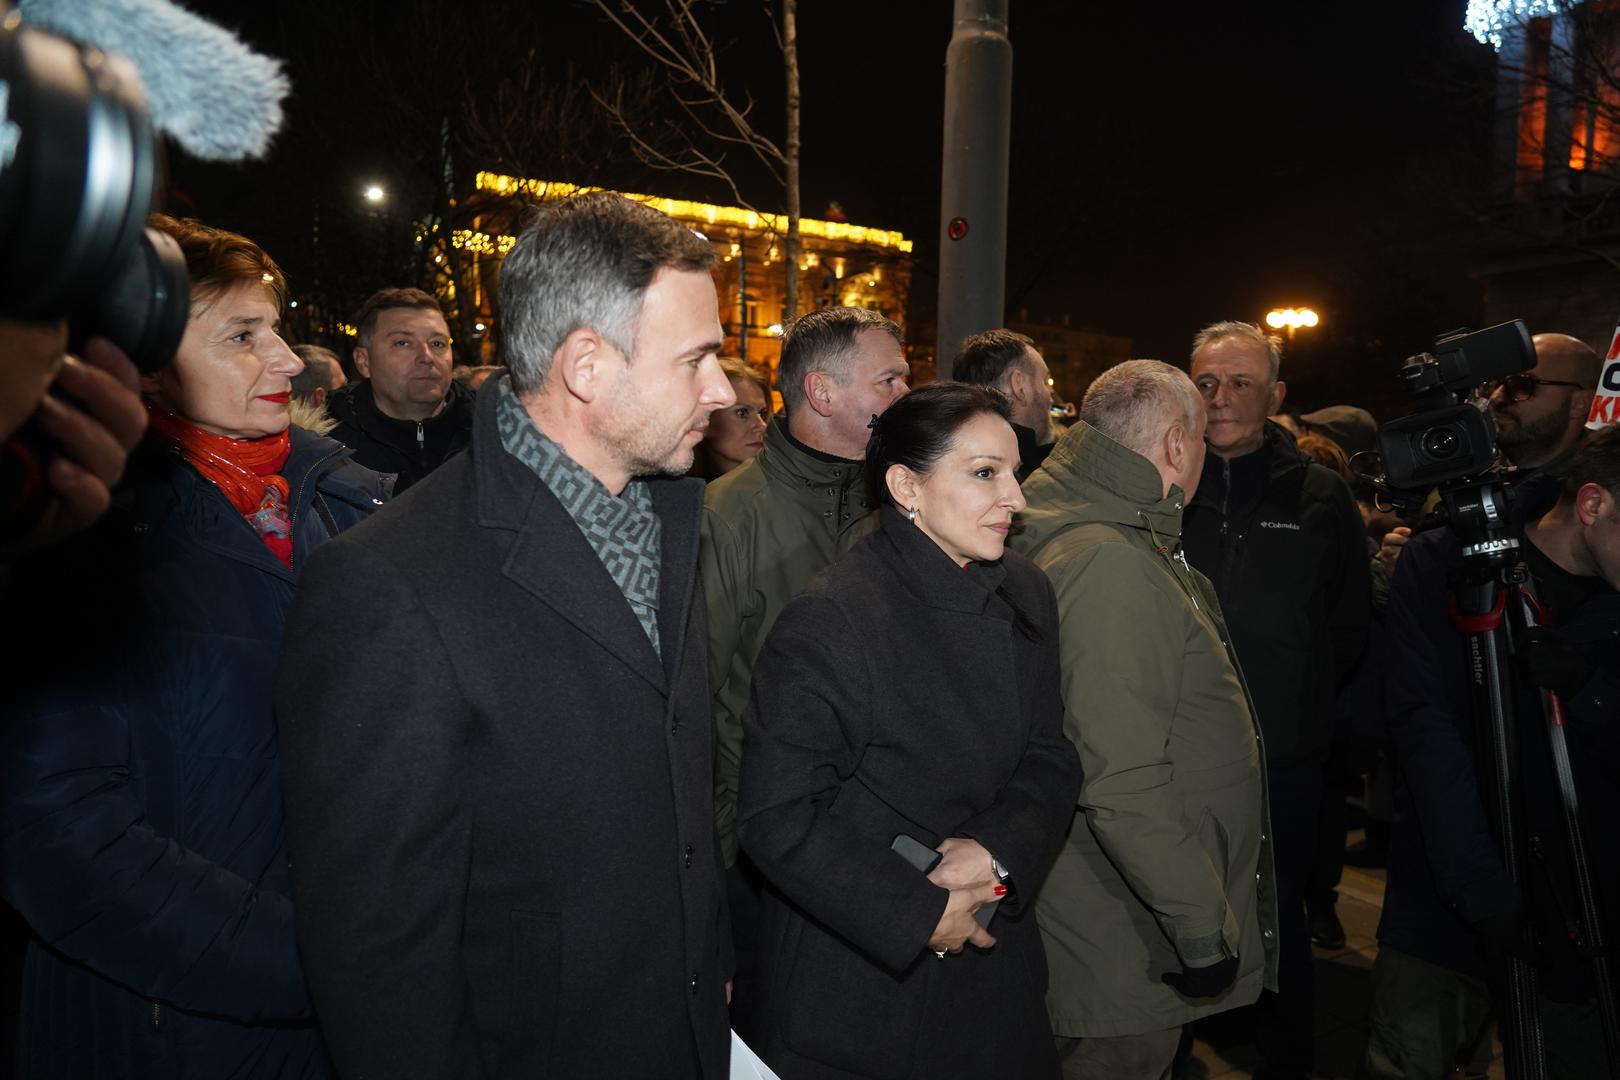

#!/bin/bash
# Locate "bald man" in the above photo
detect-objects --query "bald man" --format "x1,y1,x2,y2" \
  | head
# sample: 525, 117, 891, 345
1380, 331, 1604, 570
1490, 332, 1603, 475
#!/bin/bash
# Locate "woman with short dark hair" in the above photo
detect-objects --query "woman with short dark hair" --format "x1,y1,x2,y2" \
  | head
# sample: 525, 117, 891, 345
0, 215, 389, 1079
737, 382, 1082, 1079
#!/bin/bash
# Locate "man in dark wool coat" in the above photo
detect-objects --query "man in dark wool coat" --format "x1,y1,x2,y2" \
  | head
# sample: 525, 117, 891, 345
275, 192, 738, 1079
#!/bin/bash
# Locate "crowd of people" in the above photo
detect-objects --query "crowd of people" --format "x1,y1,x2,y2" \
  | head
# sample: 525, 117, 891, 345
0, 189, 1616, 1080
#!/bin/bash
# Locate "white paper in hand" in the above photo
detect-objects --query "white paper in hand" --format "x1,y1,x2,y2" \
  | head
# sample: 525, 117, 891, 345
730, 1029, 783, 1080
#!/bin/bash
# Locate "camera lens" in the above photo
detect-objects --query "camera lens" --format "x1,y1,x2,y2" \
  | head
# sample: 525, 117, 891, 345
0, 13, 186, 371
1420, 426, 1460, 459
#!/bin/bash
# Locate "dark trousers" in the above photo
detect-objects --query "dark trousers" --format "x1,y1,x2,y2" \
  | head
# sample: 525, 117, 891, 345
1309, 744, 1353, 911
1254, 763, 1323, 1079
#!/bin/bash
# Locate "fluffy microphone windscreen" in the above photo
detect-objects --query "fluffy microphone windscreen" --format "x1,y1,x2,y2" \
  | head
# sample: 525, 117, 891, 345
18, 0, 289, 161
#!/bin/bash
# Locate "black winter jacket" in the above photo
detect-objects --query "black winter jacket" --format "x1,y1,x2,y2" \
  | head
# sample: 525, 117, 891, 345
1182, 422, 1371, 767
1379, 505, 1620, 990
737, 507, 1082, 1080
325, 377, 474, 492
0, 428, 390, 1080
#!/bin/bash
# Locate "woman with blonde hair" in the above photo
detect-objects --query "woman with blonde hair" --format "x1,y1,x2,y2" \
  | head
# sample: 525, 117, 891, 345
694, 355, 772, 480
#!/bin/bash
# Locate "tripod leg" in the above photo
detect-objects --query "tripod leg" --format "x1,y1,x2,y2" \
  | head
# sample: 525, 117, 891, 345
1466, 610, 1548, 1079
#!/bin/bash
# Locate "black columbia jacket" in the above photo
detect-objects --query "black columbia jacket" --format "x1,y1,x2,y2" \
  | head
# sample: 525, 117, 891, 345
1182, 421, 1371, 767
325, 378, 475, 493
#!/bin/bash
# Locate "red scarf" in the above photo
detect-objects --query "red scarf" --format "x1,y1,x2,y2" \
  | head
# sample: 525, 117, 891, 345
144, 404, 295, 567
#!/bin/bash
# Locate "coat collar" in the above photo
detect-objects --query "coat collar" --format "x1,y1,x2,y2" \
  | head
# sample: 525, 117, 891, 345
470, 380, 701, 692
1190, 419, 1308, 511
754, 418, 868, 506
327, 378, 472, 452
868, 504, 1007, 615
1032, 420, 1187, 534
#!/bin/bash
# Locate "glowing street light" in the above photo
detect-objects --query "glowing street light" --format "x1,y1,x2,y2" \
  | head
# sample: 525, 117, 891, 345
1265, 307, 1320, 338
363, 184, 386, 204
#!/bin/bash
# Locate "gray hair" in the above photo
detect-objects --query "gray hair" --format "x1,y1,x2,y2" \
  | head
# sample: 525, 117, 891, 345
497, 192, 716, 394
291, 344, 342, 398
1080, 359, 1204, 458
1190, 320, 1282, 384
776, 306, 903, 412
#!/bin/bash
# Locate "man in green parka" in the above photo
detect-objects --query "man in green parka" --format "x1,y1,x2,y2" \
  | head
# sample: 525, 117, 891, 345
701, 307, 909, 1030
1012, 359, 1279, 1079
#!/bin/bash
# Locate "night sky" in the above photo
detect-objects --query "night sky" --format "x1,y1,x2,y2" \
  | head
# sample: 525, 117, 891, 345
174, 0, 1500, 420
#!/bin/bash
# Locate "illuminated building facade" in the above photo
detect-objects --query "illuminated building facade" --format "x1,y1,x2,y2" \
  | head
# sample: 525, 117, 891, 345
1470, 0, 1620, 347
444, 173, 913, 375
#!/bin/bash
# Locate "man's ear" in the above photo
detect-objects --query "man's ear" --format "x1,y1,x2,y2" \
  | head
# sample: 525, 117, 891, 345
312, 386, 327, 408
1571, 386, 1595, 425
804, 370, 836, 419
554, 327, 610, 404
1165, 422, 1187, 471
352, 346, 371, 380
1004, 367, 1028, 407
1269, 379, 1287, 416
1574, 481, 1612, 527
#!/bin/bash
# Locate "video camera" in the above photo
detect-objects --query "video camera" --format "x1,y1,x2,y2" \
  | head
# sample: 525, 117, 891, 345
0, 4, 188, 372
1374, 320, 1535, 495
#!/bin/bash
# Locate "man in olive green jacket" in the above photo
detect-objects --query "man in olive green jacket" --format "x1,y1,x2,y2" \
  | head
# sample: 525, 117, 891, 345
1012, 360, 1278, 1079
701, 307, 909, 868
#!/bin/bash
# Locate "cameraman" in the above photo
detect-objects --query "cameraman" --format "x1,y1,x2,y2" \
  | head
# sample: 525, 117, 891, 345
1362, 426, 1620, 1079
0, 324, 147, 559
1381, 333, 1602, 565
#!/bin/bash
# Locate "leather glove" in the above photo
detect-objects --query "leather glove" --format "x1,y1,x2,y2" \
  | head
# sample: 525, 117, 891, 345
1162, 954, 1238, 998
1518, 627, 1593, 701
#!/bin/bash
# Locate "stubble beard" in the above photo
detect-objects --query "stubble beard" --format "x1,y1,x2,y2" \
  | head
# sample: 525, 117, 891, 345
1496, 406, 1568, 465
599, 378, 705, 479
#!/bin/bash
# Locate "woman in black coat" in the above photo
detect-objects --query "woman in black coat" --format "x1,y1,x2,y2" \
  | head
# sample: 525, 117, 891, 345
0, 216, 387, 1080
736, 382, 1083, 1080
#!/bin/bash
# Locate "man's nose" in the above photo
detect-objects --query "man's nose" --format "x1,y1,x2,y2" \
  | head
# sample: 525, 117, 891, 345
704, 369, 736, 409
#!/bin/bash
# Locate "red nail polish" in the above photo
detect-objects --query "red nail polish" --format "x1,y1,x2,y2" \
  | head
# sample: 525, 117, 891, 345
994, 885, 1007, 897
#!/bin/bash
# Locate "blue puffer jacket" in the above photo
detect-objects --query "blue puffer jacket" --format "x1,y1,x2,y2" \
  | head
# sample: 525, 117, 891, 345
0, 427, 390, 1080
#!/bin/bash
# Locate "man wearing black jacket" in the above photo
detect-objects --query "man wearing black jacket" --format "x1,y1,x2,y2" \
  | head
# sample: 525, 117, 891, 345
1365, 427, 1620, 1078
325, 288, 474, 492
276, 194, 736, 1079
1182, 320, 1371, 1080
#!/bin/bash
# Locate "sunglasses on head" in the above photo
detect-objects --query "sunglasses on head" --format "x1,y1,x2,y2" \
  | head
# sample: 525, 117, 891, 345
1485, 373, 1586, 404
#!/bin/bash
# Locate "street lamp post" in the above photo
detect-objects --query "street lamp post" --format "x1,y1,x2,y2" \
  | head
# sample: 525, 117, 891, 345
1265, 307, 1320, 341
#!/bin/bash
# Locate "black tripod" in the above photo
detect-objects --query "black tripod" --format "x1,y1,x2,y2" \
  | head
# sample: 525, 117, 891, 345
1446, 483, 1620, 1079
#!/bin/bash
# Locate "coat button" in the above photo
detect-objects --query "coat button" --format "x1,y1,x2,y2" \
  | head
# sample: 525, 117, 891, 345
690, 973, 700, 995
684, 843, 695, 868
1263, 929, 1274, 939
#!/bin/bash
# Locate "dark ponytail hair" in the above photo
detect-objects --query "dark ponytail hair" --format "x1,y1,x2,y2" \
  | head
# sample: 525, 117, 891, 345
865, 382, 1044, 643
864, 381, 1012, 507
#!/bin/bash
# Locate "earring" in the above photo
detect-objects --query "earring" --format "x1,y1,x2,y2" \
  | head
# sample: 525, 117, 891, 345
907, 506, 918, 523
